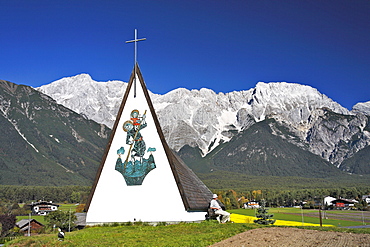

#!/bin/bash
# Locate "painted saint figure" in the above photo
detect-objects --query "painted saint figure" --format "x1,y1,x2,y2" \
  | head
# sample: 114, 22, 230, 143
124, 109, 147, 162
116, 109, 156, 185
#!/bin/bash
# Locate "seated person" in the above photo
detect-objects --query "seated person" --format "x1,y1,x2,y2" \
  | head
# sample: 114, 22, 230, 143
209, 194, 230, 223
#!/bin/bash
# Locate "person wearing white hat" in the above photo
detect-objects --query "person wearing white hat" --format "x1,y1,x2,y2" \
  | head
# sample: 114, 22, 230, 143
209, 194, 230, 223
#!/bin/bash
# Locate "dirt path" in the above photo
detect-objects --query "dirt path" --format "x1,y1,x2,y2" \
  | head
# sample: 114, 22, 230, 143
209, 227, 370, 247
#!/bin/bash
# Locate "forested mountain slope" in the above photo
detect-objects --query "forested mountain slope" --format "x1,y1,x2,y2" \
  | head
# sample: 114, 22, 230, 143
0, 80, 110, 186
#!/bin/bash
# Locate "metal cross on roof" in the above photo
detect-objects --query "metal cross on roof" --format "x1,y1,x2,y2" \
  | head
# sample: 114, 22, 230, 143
126, 29, 146, 97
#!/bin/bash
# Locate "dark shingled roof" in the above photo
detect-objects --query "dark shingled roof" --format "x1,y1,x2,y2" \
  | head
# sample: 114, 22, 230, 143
85, 63, 212, 212
166, 148, 213, 211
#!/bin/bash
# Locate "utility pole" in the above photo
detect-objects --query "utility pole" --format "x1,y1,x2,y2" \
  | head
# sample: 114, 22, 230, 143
301, 204, 304, 226
318, 198, 322, 227
28, 213, 31, 236
68, 207, 71, 232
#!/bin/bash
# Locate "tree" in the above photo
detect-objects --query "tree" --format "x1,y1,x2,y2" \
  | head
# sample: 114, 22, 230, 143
70, 191, 81, 203
0, 214, 16, 237
355, 199, 368, 211
225, 190, 239, 209
254, 200, 275, 225
238, 196, 248, 208
44, 210, 77, 231
223, 198, 232, 210
251, 190, 262, 201
75, 204, 86, 213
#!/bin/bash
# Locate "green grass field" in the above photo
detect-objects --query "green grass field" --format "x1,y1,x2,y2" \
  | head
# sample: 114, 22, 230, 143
6, 220, 370, 247
8, 207, 369, 246
230, 208, 370, 227
57, 204, 78, 212
5, 221, 260, 247
16, 215, 47, 225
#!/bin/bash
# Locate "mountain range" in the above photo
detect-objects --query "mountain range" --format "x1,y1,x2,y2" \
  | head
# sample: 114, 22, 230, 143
37, 74, 370, 175
0, 73, 369, 188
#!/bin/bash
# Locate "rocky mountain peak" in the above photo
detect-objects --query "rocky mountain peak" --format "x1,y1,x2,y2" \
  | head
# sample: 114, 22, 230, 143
37, 75, 128, 127
352, 101, 370, 115
36, 74, 368, 165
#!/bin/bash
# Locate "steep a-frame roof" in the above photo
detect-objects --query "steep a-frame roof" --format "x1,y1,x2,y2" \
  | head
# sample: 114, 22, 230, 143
85, 63, 212, 212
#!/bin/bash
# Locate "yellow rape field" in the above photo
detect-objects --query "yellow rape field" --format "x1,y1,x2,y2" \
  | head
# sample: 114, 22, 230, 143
230, 214, 334, 227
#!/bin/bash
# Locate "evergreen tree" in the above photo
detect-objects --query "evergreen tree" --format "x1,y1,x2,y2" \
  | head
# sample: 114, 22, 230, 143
0, 214, 16, 237
254, 200, 275, 225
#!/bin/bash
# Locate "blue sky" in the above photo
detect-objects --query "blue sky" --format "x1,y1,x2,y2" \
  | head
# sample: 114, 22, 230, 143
1, 0, 369, 109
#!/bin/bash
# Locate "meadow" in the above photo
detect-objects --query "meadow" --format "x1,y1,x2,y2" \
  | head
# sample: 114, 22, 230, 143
6, 221, 260, 247
230, 207, 370, 227
7, 207, 370, 247
5, 220, 370, 247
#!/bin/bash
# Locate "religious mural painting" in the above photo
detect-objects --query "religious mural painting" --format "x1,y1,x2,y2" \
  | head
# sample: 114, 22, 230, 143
115, 109, 156, 185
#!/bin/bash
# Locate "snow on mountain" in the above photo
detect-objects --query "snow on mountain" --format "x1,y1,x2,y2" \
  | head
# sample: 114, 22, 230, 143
155, 82, 350, 152
37, 74, 129, 128
36, 74, 352, 156
352, 101, 370, 115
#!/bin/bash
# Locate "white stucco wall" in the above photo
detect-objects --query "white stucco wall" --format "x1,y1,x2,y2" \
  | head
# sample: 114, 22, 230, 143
86, 75, 205, 224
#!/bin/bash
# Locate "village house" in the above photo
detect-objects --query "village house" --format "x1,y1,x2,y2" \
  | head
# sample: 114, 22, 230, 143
244, 201, 260, 209
28, 201, 59, 215
16, 219, 44, 234
362, 195, 370, 204
331, 198, 358, 210
324, 196, 336, 206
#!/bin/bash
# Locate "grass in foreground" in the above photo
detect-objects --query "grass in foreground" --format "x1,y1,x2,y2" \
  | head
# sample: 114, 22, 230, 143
5, 221, 260, 247
5, 220, 370, 247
